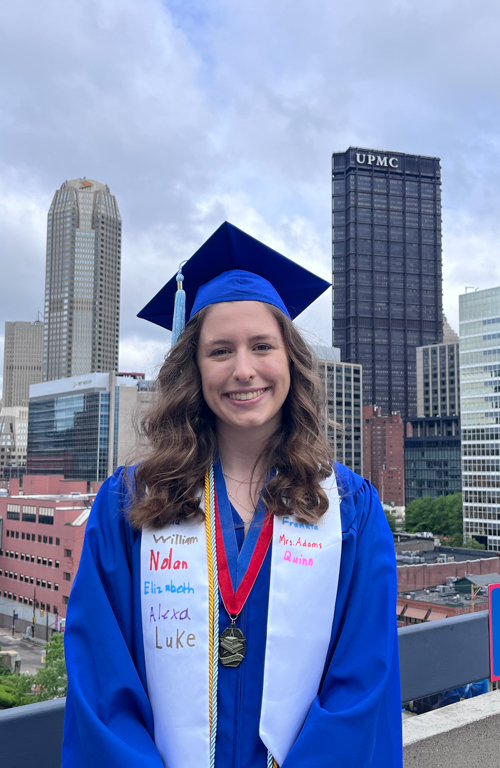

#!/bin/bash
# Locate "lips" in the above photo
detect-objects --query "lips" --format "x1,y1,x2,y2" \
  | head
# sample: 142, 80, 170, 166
226, 388, 267, 401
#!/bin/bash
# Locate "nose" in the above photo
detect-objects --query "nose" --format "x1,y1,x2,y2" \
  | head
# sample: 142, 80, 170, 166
233, 347, 255, 382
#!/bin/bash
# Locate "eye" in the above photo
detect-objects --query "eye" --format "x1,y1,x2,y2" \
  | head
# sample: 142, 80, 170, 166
254, 344, 272, 351
210, 348, 231, 357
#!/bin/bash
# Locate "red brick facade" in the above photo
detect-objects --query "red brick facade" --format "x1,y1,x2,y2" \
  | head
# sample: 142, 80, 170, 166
0, 476, 98, 617
398, 555, 500, 593
363, 405, 405, 505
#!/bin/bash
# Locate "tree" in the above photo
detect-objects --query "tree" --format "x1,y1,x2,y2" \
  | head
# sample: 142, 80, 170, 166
384, 509, 396, 532
464, 538, 486, 550
5, 632, 68, 708
405, 493, 463, 538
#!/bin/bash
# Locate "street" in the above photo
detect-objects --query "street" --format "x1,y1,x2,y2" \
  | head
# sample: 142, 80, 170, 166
0, 628, 46, 674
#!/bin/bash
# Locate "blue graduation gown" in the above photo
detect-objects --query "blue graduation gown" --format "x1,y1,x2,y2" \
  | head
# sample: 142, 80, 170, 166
62, 463, 402, 767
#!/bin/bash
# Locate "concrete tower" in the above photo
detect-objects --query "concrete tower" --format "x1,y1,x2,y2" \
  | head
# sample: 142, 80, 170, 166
3, 320, 44, 407
43, 178, 121, 381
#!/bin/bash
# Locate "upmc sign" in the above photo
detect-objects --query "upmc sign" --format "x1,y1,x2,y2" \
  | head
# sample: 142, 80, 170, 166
356, 153, 399, 168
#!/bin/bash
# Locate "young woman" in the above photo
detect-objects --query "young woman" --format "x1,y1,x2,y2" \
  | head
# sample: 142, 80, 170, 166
63, 222, 402, 767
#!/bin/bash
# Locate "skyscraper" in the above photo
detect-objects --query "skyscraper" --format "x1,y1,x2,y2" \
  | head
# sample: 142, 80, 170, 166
404, 317, 461, 504
331, 148, 443, 417
416, 318, 459, 418
460, 286, 500, 551
315, 345, 363, 475
43, 178, 121, 381
2, 320, 44, 407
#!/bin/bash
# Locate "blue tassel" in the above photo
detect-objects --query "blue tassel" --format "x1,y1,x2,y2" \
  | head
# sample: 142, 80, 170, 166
171, 263, 187, 345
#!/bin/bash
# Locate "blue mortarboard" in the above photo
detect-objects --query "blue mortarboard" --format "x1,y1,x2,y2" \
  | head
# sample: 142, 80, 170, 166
137, 222, 330, 341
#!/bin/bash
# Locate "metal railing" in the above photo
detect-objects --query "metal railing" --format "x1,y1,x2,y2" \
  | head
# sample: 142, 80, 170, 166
0, 611, 492, 767
399, 610, 489, 702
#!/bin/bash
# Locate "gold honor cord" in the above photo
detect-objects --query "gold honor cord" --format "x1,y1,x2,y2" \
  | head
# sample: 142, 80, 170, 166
206, 465, 278, 768
205, 467, 219, 767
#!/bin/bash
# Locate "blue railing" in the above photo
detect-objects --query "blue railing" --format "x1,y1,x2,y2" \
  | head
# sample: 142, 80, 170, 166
0, 611, 491, 768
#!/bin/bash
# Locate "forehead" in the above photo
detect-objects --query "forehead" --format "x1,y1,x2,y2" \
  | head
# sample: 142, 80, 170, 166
198, 301, 282, 339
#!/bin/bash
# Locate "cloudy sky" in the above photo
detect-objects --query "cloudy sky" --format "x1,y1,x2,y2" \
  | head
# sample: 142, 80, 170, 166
2, 0, 500, 391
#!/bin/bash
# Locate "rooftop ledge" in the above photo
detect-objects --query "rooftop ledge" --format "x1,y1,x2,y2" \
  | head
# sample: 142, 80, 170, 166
403, 689, 500, 766
0, 612, 496, 767
2, 691, 500, 767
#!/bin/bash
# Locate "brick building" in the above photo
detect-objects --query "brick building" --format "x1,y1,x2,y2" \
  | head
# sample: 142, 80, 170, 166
0, 475, 100, 620
397, 553, 500, 593
363, 405, 405, 505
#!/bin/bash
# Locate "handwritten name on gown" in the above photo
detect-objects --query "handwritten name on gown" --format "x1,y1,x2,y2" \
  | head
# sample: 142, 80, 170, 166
62, 463, 403, 768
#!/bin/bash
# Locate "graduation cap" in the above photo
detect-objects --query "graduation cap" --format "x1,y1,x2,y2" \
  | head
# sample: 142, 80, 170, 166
137, 221, 331, 343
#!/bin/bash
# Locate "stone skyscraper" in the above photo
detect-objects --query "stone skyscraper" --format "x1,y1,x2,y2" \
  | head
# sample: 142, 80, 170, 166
43, 178, 121, 381
2, 320, 44, 407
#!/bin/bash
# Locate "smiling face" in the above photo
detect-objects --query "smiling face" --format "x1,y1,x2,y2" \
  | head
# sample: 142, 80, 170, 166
196, 301, 291, 438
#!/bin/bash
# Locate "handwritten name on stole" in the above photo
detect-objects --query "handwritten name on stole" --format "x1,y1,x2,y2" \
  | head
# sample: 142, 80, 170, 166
140, 476, 342, 768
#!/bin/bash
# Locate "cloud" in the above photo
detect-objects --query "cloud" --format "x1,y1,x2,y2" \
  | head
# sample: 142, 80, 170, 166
2, 0, 500, 387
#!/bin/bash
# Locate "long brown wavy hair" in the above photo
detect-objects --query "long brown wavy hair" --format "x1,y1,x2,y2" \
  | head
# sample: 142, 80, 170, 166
128, 303, 334, 529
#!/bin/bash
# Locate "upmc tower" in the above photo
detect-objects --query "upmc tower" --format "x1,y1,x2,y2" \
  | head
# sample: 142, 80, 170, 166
331, 147, 443, 417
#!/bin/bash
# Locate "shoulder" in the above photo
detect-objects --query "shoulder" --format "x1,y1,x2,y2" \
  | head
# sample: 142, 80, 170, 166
86, 465, 140, 546
333, 462, 383, 535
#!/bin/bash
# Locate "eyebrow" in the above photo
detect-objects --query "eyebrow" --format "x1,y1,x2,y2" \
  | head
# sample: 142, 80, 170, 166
205, 334, 279, 347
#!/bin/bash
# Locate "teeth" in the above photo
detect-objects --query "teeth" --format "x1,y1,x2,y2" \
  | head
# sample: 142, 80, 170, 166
228, 389, 266, 401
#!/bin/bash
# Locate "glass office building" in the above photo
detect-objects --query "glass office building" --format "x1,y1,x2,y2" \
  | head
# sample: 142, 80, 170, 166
27, 372, 154, 483
405, 416, 461, 504
460, 287, 500, 550
331, 148, 443, 417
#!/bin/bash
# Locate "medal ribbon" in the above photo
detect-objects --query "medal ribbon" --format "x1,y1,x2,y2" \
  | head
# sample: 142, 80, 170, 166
214, 484, 273, 618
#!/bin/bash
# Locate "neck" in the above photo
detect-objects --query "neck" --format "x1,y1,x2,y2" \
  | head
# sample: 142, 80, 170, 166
216, 422, 275, 481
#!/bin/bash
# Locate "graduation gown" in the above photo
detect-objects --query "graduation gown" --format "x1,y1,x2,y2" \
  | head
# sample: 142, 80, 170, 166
62, 462, 403, 767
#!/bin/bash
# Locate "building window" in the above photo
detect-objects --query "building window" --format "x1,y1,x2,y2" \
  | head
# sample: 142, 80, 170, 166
63, 573, 71, 582
56, 538, 60, 546
39, 508, 54, 525
55, 561, 60, 568
7, 504, 20, 521
22, 506, 37, 523
54, 584, 59, 591
63, 595, 69, 605
64, 549, 72, 558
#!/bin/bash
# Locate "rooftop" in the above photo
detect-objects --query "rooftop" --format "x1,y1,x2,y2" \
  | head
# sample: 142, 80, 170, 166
398, 586, 489, 610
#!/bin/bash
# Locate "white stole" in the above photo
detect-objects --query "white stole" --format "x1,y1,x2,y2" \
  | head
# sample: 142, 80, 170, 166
140, 474, 342, 767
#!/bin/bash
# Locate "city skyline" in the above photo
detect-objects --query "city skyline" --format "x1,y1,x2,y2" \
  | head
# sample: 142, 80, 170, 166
2, 3, 500, 393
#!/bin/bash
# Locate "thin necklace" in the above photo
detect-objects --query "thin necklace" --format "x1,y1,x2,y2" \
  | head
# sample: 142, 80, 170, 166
223, 471, 253, 484
227, 491, 256, 517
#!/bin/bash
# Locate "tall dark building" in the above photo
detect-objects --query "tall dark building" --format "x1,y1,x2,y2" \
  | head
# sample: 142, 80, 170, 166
332, 148, 443, 417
